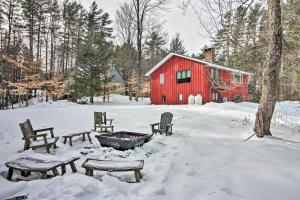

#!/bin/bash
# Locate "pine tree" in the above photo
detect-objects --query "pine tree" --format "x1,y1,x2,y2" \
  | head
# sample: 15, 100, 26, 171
169, 33, 187, 55
21, 0, 39, 60
73, 1, 113, 104
144, 30, 167, 71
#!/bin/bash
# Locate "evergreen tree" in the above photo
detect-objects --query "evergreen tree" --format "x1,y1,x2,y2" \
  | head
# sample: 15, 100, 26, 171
73, 1, 113, 103
169, 33, 187, 55
144, 30, 167, 71
21, 0, 39, 60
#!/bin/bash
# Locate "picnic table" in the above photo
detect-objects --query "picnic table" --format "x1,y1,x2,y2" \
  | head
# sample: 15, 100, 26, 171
62, 131, 92, 146
82, 158, 144, 182
5, 157, 80, 180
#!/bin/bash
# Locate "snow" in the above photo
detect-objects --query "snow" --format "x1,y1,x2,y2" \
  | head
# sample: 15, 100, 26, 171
1, 94, 300, 199
83, 160, 143, 170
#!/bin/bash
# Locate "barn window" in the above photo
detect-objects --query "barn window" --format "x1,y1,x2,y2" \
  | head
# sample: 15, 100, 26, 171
232, 73, 243, 83
211, 69, 219, 80
212, 93, 218, 101
176, 70, 191, 83
160, 74, 164, 84
178, 94, 183, 101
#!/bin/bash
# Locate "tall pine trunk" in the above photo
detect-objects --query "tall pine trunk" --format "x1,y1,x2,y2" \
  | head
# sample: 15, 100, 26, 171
134, 0, 141, 102
254, 0, 282, 137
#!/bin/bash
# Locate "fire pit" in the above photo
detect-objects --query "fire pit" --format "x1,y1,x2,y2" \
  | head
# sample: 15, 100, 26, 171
95, 131, 153, 151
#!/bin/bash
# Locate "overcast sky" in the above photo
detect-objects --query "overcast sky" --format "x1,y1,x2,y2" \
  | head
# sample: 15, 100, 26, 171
74, 0, 212, 54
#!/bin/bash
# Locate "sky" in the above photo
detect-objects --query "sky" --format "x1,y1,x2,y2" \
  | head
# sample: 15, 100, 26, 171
75, 0, 212, 54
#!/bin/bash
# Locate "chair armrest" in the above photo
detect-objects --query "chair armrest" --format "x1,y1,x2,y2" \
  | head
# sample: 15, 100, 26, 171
166, 124, 173, 127
106, 119, 113, 125
22, 133, 47, 140
34, 127, 54, 137
150, 123, 159, 127
34, 127, 54, 132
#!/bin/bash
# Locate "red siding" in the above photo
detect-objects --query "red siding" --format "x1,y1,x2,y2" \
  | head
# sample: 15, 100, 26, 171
149, 55, 249, 104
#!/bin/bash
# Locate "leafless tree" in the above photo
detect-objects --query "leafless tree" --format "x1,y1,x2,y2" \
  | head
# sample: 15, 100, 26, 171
132, 0, 167, 102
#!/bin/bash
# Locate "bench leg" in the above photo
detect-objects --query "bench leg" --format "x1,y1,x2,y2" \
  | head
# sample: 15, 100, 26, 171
82, 133, 86, 141
52, 168, 59, 176
61, 165, 66, 175
21, 171, 31, 177
63, 137, 67, 144
21, 171, 30, 177
45, 145, 50, 153
89, 169, 94, 176
87, 133, 92, 144
134, 170, 140, 182
69, 138, 73, 147
70, 161, 77, 173
7, 168, 13, 181
85, 169, 93, 176
41, 171, 47, 179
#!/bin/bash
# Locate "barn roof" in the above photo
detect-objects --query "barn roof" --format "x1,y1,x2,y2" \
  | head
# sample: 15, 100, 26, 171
145, 53, 252, 76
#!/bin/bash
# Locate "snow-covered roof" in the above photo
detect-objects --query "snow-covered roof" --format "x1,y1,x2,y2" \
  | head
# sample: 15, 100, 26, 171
145, 53, 252, 76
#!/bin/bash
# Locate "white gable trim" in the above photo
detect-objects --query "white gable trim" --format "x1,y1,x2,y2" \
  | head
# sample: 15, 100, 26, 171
145, 53, 252, 76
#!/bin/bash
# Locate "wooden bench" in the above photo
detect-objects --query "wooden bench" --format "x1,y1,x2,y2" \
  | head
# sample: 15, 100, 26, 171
82, 159, 144, 182
5, 157, 80, 181
62, 131, 92, 146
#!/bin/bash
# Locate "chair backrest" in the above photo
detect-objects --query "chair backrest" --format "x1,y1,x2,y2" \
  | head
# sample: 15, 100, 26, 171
19, 119, 36, 139
94, 112, 107, 125
160, 112, 173, 130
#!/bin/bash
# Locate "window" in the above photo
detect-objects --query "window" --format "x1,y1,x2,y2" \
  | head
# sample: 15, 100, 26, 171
176, 70, 191, 83
232, 73, 243, 83
212, 93, 218, 101
211, 69, 219, 80
178, 94, 183, 101
160, 74, 164, 84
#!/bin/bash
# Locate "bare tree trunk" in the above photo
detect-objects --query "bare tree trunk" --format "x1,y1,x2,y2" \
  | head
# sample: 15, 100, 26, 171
134, 0, 141, 102
254, 0, 282, 138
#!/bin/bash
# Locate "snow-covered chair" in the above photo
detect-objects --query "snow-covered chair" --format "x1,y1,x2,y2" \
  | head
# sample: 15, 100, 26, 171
150, 112, 173, 136
19, 119, 59, 153
94, 112, 114, 132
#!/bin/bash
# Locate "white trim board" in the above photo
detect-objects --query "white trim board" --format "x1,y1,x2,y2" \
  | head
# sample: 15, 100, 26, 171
145, 53, 252, 76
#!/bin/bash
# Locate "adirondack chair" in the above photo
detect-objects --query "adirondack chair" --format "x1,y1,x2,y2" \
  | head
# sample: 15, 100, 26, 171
19, 119, 59, 153
150, 112, 173, 136
94, 112, 114, 132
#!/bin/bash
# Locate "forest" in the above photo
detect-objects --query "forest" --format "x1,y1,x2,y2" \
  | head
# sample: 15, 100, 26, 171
0, 0, 299, 109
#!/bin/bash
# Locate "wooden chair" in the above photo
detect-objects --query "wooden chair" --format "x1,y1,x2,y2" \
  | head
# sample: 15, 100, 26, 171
94, 112, 114, 132
150, 112, 173, 136
19, 119, 59, 153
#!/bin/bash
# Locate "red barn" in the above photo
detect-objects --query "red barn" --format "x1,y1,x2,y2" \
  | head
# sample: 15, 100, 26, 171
145, 50, 251, 105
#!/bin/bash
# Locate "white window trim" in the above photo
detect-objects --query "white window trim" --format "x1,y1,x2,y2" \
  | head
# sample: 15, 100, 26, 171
232, 73, 243, 84
160, 74, 165, 84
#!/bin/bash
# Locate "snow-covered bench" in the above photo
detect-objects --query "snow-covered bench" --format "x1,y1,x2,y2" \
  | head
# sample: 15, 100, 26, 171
82, 159, 144, 182
62, 131, 92, 146
5, 157, 80, 181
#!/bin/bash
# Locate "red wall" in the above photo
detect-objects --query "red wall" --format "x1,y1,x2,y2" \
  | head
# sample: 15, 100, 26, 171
149, 55, 249, 104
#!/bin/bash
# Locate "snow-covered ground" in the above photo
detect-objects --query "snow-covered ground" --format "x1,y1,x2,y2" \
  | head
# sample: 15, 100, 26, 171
1, 95, 300, 200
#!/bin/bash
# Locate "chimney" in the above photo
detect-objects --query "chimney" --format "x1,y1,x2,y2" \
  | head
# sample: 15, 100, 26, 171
203, 47, 216, 62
